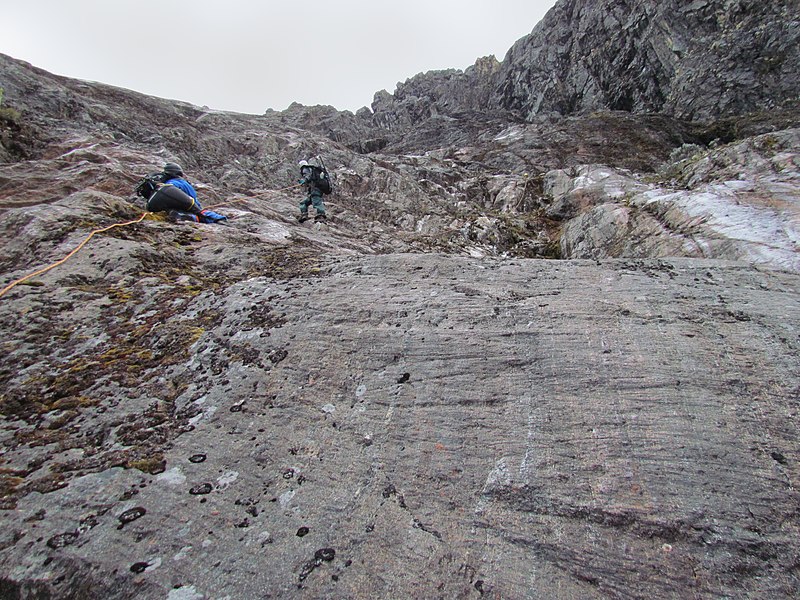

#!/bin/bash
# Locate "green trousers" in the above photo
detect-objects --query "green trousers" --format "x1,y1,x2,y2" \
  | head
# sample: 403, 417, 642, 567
299, 191, 326, 216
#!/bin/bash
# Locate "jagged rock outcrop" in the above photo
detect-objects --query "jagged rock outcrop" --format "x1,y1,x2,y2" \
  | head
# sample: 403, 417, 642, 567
369, 55, 503, 130
1, 0, 799, 596
492, 0, 800, 121
357, 0, 799, 131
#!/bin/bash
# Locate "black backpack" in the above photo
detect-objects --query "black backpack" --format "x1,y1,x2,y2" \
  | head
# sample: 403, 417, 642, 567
135, 172, 167, 200
311, 166, 332, 195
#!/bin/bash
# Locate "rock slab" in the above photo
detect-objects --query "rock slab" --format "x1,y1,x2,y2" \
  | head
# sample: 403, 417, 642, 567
1, 254, 798, 599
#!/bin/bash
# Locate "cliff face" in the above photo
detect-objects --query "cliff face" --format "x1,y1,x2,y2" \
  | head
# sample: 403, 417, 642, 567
0, 0, 799, 597
368, 55, 504, 129
364, 0, 800, 125
492, 0, 800, 121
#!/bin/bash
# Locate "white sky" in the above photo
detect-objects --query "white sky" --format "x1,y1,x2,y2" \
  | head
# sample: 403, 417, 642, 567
1, 0, 556, 114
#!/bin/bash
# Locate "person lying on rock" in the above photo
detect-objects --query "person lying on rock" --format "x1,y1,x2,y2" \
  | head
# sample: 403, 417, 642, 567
296, 159, 329, 223
135, 162, 227, 223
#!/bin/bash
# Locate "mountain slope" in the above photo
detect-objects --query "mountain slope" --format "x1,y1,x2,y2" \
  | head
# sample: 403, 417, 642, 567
0, 0, 799, 597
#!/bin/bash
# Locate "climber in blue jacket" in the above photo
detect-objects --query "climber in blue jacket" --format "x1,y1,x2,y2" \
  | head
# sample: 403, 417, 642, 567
141, 162, 227, 223
163, 163, 200, 203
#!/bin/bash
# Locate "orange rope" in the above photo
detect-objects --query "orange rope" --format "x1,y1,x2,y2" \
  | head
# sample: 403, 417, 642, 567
0, 183, 304, 300
0, 213, 150, 299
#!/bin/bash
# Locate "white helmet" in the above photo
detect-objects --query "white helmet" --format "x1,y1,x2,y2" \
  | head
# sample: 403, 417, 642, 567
298, 160, 310, 168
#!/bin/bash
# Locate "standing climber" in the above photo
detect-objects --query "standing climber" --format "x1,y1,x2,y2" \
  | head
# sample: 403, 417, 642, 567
135, 162, 227, 223
296, 158, 331, 222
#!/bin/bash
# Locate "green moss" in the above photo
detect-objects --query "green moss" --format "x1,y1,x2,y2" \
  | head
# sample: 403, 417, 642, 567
107, 286, 134, 303
125, 455, 166, 474
0, 87, 20, 125
184, 326, 206, 346
758, 134, 780, 151
98, 347, 154, 363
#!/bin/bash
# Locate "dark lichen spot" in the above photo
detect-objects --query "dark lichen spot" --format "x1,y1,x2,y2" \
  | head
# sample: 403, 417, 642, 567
190, 483, 213, 495
117, 507, 146, 530
315, 548, 335, 562
130, 562, 149, 574
771, 451, 788, 465
120, 488, 139, 501
78, 514, 99, 533
46, 531, 79, 549
269, 349, 288, 364
297, 547, 336, 583
296, 527, 310, 537
25, 509, 46, 522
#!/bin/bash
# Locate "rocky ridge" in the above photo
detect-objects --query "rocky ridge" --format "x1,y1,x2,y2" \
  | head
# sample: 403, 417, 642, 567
361, 0, 800, 125
0, 0, 799, 597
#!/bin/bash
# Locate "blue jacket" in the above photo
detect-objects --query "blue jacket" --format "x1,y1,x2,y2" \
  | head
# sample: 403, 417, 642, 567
165, 177, 202, 209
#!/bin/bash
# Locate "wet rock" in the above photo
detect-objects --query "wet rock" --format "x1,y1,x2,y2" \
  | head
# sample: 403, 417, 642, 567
552, 130, 800, 272
491, 0, 800, 122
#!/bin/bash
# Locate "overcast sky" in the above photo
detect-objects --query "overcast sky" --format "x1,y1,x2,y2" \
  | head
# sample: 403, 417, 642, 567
1, 0, 556, 114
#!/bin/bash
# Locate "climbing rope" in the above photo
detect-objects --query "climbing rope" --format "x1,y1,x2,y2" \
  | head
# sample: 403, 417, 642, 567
0, 183, 303, 300
0, 213, 149, 299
